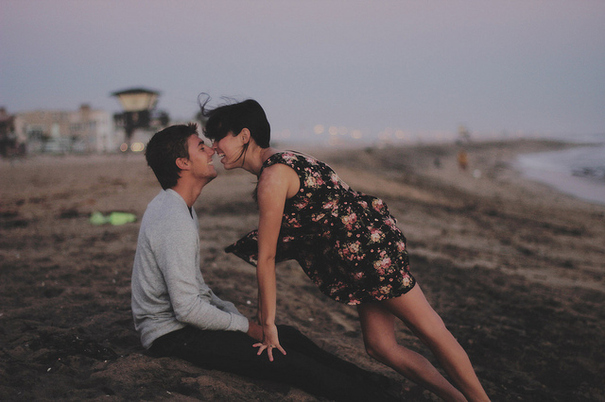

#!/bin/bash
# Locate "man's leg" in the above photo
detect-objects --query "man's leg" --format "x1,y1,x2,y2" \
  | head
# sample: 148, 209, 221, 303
277, 325, 395, 390
150, 326, 399, 401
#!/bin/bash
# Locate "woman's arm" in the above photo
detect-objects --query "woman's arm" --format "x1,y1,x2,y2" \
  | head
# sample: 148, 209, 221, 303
254, 163, 299, 361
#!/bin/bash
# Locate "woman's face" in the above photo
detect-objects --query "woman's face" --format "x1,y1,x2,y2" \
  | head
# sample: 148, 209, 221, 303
212, 131, 245, 170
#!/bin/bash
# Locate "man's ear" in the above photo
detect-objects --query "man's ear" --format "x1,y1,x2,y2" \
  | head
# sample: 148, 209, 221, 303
176, 157, 190, 171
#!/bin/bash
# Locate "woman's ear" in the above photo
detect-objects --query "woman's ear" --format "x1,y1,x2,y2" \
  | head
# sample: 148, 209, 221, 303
240, 128, 251, 144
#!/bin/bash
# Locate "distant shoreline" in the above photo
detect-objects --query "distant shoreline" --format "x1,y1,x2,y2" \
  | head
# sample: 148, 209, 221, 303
515, 144, 605, 206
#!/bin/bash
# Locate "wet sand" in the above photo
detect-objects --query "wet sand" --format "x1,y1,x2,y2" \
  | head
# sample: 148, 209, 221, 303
1, 139, 604, 401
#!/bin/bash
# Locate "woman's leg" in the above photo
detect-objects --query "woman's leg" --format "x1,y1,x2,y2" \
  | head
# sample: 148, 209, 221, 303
357, 301, 466, 402
381, 285, 489, 402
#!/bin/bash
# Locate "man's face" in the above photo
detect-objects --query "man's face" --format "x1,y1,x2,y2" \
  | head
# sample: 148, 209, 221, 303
185, 134, 217, 182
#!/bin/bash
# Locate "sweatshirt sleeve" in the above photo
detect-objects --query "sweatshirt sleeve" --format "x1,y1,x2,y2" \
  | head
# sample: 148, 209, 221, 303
209, 290, 243, 315
155, 218, 249, 333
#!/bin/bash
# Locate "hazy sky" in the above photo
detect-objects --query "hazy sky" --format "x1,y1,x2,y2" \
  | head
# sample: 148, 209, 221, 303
1, 0, 604, 144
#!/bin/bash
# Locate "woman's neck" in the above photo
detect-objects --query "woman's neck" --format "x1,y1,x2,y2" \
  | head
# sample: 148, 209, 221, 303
246, 146, 278, 176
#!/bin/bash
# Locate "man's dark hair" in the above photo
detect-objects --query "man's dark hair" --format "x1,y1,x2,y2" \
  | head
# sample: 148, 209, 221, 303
145, 123, 198, 190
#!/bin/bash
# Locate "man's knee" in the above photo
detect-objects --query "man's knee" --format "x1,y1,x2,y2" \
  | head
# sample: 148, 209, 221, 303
277, 325, 309, 346
277, 324, 299, 337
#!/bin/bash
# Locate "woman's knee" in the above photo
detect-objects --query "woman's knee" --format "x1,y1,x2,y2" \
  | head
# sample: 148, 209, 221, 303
363, 336, 395, 363
412, 316, 455, 349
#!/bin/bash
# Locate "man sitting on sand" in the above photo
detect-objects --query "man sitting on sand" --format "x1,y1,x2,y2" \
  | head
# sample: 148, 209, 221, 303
131, 123, 399, 401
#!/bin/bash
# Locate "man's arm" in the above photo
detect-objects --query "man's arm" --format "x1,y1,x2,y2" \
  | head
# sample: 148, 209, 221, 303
209, 291, 240, 315
157, 224, 249, 333
246, 320, 263, 341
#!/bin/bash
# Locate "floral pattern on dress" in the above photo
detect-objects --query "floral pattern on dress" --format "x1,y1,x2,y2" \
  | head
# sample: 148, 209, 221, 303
225, 152, 416, 305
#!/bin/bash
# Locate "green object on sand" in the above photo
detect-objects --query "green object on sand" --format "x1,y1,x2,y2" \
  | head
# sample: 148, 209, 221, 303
90, 211, 137, 226
89, 211, 108, 225
108, 212, 137, 225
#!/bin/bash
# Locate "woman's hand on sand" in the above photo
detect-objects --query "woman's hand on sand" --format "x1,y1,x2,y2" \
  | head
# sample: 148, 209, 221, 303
253, 324, 286, 361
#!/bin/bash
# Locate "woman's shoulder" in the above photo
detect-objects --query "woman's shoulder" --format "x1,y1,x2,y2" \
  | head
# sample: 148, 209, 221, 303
261, 151, 309, 180
258, 152, 303, 199
264, 150, 319, 169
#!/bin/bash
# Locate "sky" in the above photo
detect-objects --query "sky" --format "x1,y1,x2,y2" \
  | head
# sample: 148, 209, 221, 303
1, 0, 604, 145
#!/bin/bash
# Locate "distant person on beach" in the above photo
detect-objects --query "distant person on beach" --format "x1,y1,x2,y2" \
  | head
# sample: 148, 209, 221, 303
201, 97, 490, 402
457, 150, 468, 171
131, 123, 400, 402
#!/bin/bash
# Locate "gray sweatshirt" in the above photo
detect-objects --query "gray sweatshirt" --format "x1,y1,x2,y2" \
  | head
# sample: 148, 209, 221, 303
131, 189, 249, 349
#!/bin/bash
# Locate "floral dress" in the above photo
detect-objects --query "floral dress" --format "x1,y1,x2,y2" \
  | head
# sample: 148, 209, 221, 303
225, 151, 416, 305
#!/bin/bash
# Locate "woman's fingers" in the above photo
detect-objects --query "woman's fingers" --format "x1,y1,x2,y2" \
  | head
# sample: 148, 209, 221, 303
253, 342, 287, 362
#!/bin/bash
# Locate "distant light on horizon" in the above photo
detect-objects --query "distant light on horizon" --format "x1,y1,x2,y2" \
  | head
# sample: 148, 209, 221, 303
351, 129, 363, 139
131, 142, 145, 152
271, 123, 600, 148
395, 130, 407, 140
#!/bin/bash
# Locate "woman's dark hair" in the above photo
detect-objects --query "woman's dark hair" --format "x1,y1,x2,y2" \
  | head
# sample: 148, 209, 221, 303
145, 123, 198, 190
199, 94, 271, 148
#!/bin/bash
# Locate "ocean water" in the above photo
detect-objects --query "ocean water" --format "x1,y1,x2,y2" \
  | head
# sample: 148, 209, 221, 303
515, 134, 605, 205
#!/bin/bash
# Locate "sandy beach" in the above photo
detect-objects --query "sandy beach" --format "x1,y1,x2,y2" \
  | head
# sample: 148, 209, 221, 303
1, 139, 604, 401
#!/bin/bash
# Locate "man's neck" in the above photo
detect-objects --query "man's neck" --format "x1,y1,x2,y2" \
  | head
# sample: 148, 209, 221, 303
171, 178, 207, 208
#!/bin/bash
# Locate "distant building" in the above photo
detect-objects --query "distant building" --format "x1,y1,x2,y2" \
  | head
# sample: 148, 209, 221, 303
70, 104, 117, 153
13, 105, 118, 154
0, 107, 24, 157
